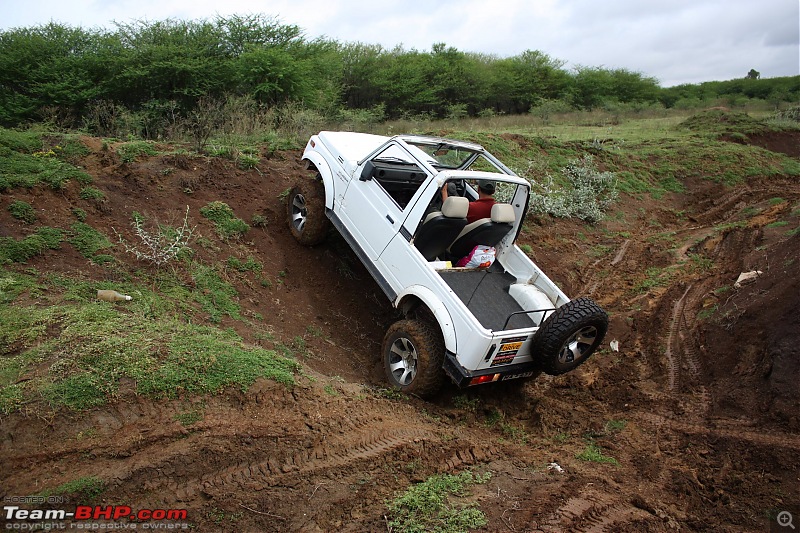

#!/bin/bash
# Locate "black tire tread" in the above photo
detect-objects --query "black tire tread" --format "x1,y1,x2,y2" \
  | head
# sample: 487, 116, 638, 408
532, 296, 608, 376
382, 319, 445, 398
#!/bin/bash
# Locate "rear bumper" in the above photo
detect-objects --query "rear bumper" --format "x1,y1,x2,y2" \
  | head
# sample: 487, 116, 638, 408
443, 351, 541, 387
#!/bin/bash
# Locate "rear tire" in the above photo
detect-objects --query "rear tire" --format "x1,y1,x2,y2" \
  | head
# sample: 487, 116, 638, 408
532, 297, 608, 375
382, 319, 445, 398
287, 177, 329, 246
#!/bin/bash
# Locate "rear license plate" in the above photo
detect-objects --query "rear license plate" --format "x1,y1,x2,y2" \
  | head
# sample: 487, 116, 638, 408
499, 341, 523, 354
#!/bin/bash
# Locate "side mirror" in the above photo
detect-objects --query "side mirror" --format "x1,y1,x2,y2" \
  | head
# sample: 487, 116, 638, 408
360, 161, 375, 181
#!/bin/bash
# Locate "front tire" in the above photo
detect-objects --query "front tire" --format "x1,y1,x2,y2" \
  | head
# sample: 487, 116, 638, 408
382, 319, 445, 398
532, 297, 608, 375
287, 178, 329, 246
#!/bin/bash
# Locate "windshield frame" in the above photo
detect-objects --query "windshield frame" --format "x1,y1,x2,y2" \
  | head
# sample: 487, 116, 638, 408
400, 135, 516, 176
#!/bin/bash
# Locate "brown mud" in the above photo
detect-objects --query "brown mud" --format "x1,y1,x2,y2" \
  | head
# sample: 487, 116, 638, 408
1, 134, 798, 531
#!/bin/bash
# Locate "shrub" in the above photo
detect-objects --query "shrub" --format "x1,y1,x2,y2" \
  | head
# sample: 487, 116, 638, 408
114, 207, 195, 267
528, 154, 618, 223
7, 200, 36, 223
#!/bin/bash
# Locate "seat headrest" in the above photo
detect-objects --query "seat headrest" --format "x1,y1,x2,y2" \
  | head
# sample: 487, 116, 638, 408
491, 203, 515, 223
442, 196, 469, 218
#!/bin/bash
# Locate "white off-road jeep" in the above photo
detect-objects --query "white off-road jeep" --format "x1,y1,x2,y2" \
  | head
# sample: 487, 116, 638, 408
288, 132, 608, 396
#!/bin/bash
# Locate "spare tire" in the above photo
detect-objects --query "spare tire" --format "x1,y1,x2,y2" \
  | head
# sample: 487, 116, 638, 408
532, 297, 608, 375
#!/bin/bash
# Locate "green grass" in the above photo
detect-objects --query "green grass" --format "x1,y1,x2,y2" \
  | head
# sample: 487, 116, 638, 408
576, 442, 619, 465
0, 128, 92, 191
174, 407, 204, 426
226, 256, 263, 273
79, 186, 106, 201
71, 207, 88, 221
68, 222, 114, 264
0, 268, 300, 414
237, 153, 260, 170
452, 395, 480, 412
7, 200, 36, 223
38, 476, 105, 500
0, 227, 63, 264
200, 201, 250, 240
634, 266, 671, 293
765, 220, 789, 228
604, 419, 627, 433
676, 109, 771, 137
387, 470, 491, 533
117, 140, 158, 163
191, 263, 241, 323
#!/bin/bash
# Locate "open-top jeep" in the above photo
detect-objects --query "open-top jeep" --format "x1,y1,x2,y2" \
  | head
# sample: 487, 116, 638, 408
287, 131, 608, 396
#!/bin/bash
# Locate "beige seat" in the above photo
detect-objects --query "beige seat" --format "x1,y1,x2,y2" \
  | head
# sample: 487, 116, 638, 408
448, 203, 515, 259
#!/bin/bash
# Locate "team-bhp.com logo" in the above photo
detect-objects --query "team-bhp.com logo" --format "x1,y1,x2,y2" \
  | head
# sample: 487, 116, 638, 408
4, 504, 189, 529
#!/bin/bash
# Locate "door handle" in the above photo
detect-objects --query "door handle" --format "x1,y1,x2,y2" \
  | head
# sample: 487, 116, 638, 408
385, 214, 395, 224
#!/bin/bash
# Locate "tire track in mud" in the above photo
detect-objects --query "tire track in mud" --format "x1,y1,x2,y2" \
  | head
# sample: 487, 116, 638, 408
690, 187, 751, 224
691, 182, 800, 225
106, 417, 498, 503
199, 425, 431, 496
200, 422, 498, 495
665, 285, 691, 392
634, 412, 800, 451
661, 283, 713, 419
536, 488, 653, 532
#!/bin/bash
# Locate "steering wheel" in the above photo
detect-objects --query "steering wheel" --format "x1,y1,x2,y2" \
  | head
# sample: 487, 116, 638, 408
452, 179, 467, 197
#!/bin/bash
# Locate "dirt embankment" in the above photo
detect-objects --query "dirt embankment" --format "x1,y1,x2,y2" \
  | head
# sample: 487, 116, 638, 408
2, 133, 799, 532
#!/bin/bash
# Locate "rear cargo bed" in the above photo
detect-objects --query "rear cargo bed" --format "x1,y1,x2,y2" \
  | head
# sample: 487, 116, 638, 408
439, 269, 534, 331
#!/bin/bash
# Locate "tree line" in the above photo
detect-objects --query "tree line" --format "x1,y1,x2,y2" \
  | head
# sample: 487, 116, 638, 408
1, 15, 797, 135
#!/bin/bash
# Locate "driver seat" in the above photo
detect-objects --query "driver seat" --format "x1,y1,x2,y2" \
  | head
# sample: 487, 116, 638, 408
413, 197, 469, 261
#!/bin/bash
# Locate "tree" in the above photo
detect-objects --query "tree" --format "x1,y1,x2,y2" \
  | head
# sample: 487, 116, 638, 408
746, 69, 760, 80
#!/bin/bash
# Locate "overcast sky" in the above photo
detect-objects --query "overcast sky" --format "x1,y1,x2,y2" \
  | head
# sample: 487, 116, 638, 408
1, 0, 797, 87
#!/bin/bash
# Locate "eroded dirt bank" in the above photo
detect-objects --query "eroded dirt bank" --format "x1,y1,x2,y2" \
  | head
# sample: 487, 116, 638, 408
2, 134, 799, 532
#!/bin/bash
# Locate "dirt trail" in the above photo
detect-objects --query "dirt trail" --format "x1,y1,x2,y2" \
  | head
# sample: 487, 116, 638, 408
1, 136, 799, 531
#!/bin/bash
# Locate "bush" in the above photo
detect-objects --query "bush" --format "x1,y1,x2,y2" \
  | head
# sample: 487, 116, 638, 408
114, 207, 195, 267
528, 154, 618, 223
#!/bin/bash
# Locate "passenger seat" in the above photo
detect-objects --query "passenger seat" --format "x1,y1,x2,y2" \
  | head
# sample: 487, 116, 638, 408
448, 203, 515, 259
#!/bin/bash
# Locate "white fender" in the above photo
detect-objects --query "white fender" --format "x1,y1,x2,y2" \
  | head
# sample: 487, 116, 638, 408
395, 285, 457, 354
302, 150, 335, 209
